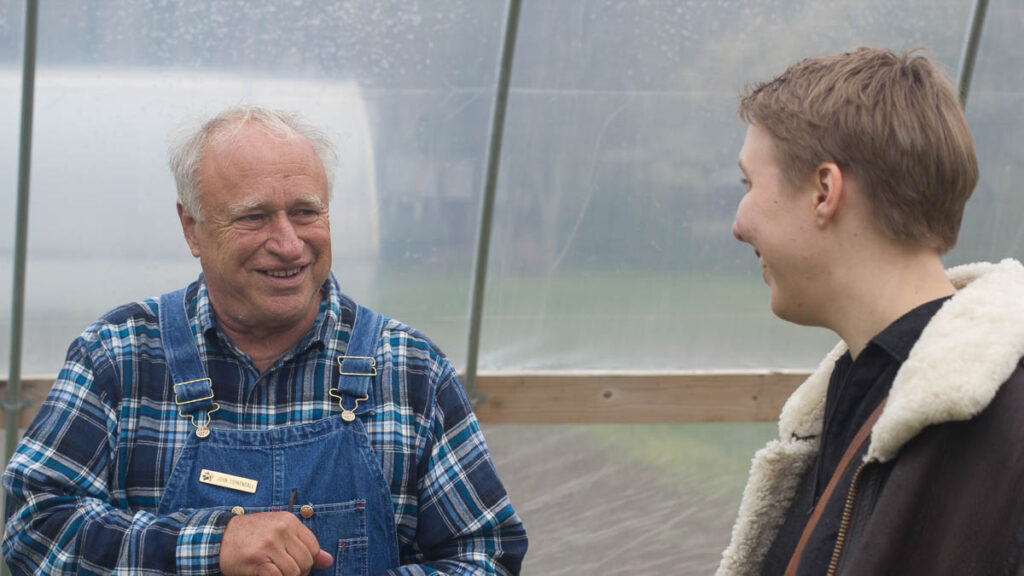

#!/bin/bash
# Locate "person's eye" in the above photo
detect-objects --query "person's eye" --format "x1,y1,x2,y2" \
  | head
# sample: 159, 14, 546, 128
237, 213, 265, 223
740, 178, 751, 192
292, 208, 320, 220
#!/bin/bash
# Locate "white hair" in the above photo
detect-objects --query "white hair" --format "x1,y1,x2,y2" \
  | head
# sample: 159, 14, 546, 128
168, 105, 338, 221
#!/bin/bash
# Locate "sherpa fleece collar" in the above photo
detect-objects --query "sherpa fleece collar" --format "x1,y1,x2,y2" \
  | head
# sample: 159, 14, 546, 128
777, 258, 1024, 463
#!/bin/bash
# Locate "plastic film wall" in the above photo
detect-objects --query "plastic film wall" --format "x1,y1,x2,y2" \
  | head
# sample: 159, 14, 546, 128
2, 1, 1022, 572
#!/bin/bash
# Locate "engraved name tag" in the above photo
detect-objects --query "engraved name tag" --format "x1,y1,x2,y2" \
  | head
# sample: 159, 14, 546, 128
199, 469, 258, 494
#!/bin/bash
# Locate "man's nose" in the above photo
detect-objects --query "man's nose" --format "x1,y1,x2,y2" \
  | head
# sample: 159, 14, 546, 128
732, 219, 744, 242
266, 214, 304, 257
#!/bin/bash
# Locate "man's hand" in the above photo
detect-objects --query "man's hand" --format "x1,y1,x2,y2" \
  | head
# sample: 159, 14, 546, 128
219, 512, 333, 576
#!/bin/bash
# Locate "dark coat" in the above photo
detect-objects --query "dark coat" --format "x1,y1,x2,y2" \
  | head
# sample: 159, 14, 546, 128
717, 259, 1024, 576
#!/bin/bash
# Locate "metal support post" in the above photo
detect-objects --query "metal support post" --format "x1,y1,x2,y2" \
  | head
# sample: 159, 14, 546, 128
4, 0, 40, 551
956, 0, 990, 107
463, 0, 523, 402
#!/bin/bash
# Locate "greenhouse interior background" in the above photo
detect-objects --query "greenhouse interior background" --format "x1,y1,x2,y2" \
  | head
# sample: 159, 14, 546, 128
1, 0, 1022, 573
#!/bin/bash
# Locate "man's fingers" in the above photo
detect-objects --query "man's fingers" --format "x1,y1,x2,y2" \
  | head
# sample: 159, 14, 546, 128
294, 519, 322, 564
254, 562, 285, 576
282, 535, 315, 575
293, 518, 332, 572
266, 548, 302, 576
220, 512, 324, 576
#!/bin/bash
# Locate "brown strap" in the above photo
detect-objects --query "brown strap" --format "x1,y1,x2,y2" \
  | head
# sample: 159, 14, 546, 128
783, 398, 887, 576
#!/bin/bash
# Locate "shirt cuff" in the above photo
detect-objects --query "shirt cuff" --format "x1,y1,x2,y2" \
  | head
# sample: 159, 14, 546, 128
175, 508, 232, 576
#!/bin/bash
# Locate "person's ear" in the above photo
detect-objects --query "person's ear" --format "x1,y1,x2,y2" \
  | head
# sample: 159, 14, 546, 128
178, 203, 202, 258
812, 162, 843, 227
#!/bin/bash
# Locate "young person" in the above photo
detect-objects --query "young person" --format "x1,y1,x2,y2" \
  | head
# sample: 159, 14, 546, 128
718, 48, 1024, 576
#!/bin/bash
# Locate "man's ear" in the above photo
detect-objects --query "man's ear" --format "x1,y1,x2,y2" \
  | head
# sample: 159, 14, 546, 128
177, 203, 202, 258
812, 162, 844, 227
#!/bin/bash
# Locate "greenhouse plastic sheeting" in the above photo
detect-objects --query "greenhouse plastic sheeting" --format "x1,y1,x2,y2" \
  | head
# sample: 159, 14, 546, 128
2, 0, 1023, 572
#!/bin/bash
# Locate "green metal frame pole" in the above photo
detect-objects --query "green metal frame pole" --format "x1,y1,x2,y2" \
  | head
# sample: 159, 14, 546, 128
956, 0, 990, 107
5, 0, 40, 534
464, 0, 523, 401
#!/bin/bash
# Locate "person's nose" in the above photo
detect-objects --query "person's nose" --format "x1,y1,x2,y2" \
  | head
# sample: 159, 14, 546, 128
266, 214, 304, 258
732, 218, 744, 243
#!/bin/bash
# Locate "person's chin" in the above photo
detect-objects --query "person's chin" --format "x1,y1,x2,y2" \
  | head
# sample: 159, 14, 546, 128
769, 291, 792, 321
259, 301, 315, 327
771, 297, 819, 327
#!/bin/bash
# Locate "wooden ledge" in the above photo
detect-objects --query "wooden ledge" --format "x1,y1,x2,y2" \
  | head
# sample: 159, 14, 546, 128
471, 371, 808, 424
1, 371, 810, 426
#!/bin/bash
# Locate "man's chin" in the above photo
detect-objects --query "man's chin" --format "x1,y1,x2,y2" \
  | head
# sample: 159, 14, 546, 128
253, 292, 320, 322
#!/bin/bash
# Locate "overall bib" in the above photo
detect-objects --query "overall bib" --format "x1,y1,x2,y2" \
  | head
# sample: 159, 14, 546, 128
156, 289, 400, 575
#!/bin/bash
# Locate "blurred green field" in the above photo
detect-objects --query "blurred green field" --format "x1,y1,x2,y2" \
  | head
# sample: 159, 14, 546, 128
587, 421, 777, 492
372, 267, 835, 370
1, 256, 835, 372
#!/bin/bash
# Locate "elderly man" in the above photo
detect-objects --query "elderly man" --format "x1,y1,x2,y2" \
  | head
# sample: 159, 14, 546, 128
2, 106, 527, 575
718, 48, 1024, 576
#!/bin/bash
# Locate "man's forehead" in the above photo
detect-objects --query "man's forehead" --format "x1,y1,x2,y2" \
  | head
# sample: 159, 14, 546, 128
202, 125, 324, 178
205, 122, 317, 165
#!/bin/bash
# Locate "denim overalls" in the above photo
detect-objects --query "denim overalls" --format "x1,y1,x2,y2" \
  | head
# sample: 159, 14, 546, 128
155, 288, 400, 575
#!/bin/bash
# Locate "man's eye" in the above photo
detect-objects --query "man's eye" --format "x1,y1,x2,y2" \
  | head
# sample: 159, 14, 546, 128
241, 214, 265, 223
740, 178, 751, 192
292, 209, 320, 219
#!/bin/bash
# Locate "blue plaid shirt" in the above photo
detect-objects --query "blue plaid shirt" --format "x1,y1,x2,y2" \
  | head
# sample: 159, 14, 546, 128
2, 275, 527, 575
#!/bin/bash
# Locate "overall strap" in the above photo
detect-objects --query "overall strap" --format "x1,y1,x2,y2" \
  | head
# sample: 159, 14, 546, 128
332, 305, 385, 417
158, 288, 216, 417
784, 398, 888, 576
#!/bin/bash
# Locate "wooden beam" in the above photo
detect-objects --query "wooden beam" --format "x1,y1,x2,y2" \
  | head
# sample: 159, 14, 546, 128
1, 371, 810, 426
0, 376, 52, 429
472, 371, 808, 424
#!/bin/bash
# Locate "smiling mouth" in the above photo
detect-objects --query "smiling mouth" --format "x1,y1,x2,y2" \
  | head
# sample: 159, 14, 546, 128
755, 250, 766, 271
260, 266, 304, 278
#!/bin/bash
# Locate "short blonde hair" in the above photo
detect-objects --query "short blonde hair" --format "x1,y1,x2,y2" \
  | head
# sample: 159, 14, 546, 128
739, 47, 978, 253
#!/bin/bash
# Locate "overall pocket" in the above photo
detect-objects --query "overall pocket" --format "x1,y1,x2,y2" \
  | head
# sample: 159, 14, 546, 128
294, 499, 368, 576
194, 499, 368, 576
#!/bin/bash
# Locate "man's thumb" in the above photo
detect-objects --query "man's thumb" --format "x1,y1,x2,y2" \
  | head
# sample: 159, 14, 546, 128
314, 550, 334, 570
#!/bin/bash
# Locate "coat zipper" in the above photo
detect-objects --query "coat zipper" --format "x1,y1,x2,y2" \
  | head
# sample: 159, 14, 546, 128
826, 459, 870, 576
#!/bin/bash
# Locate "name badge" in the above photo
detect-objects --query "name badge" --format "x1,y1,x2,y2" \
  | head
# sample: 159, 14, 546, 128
199, 469, 258, 494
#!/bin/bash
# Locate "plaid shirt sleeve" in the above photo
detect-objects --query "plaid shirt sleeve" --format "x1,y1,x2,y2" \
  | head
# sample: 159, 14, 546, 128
2, 330, 229, 575
377, 328, 527, 576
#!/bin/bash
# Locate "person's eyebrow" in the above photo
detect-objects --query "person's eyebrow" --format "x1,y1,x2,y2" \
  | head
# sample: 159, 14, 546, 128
226, 200, 263, 219
294, 195, 327, 211
225, 196, 326, 219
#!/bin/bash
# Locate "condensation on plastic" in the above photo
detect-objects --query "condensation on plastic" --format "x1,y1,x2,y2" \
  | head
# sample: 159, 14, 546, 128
478, 0, 980, 372
0, 0, 504, 374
